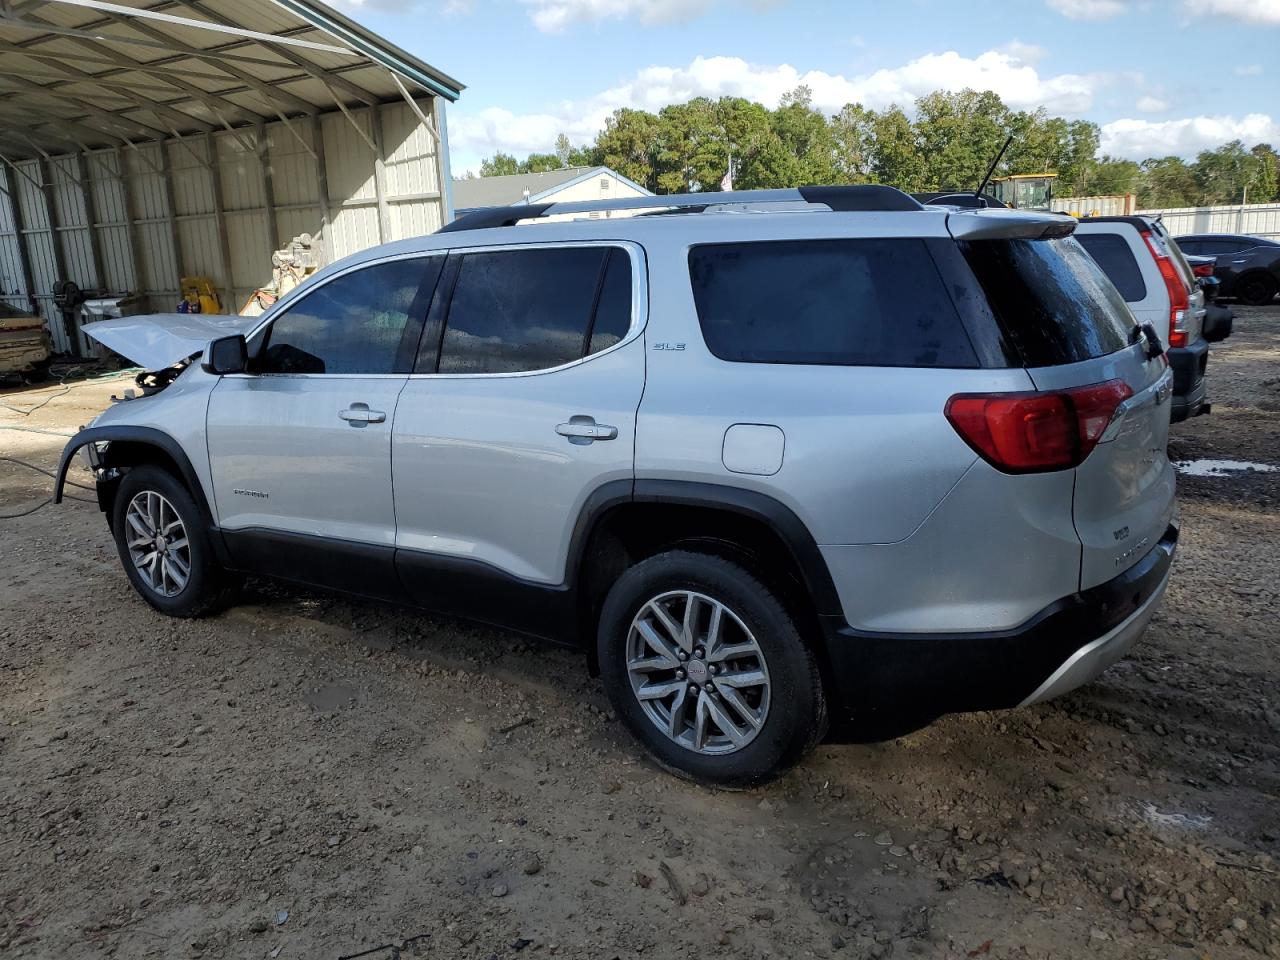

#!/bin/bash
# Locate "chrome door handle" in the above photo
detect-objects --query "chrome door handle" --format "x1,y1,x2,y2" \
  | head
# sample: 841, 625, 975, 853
339, 404, 386, 424
556, 417, 618, 444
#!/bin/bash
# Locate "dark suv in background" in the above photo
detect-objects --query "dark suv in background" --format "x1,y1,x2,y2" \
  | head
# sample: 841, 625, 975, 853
1175, 234, 1280, 305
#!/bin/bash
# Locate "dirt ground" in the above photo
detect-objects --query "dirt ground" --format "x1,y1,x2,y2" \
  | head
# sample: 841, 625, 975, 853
2, 308, 1277, 960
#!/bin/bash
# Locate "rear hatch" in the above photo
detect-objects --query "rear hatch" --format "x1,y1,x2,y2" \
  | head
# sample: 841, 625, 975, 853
955, 224, 1176, 590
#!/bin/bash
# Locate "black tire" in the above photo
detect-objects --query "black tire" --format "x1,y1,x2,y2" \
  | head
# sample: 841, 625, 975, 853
597, 550, 827, 787
111, 464, 239, 618
1235, 273, 1278, 306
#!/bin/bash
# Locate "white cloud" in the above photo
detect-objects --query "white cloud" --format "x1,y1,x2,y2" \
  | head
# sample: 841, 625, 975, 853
1045, 0, 1128, 20
1101, 113, 1280, 158
519, 0, 781, 32
1188, 0, 1280, 24
1234, 63, 1265, 75
1136, 95, 1168, 112
449, 49, 1112, 168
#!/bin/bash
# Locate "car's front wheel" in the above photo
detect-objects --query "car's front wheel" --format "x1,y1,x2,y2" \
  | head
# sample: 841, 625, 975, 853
111, 465, 238, 618
598, 550, 827, 786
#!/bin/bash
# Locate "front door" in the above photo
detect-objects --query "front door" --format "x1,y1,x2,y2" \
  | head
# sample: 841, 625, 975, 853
206, 254, 442, 598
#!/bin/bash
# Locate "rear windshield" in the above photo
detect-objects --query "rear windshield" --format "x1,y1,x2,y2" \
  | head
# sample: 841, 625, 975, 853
687, 238, 979, 368
959, 237, 1133, 366
1076, 233, 1147, 302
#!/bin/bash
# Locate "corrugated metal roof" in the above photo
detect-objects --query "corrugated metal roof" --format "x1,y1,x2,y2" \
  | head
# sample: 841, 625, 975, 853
452, 167, 607, 210
0, 0, 463, 159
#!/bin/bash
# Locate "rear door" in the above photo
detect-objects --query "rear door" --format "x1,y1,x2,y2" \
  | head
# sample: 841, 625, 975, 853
960, 236, 1175, 589
391, 242, 646, 629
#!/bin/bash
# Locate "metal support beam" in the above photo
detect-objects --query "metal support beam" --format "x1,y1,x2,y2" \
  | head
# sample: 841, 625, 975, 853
1, 163, 37, 311
156, 141, 185, 292
256, 123, 280, 253
204, 132, 234, 307
37, 154, 72, 351
309, 114, 331, 262
107, 148, 146, 297
0, 152, 44, 193
389, 73, 439, 147
370, 104, 390, 244
73, 150, 105, 289
176, 0, 376, 109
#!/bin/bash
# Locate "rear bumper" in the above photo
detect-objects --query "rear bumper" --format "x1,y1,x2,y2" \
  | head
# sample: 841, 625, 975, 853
818, 524, 1178, 718
1168, 339, 1209, 422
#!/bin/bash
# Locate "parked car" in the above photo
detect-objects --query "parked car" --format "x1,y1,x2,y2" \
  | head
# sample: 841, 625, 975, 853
1185, 254, 1235, 343
1174, 233, 1280, 305
1075, 216, 1213, 421
56, 186, 1178, 786
0, 302, 53, 383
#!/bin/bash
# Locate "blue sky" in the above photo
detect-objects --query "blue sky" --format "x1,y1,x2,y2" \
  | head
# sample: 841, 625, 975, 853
334, 0, 1280, 174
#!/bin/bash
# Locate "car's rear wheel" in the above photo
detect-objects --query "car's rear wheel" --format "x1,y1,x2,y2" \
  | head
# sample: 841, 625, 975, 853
111, 465, 239, 618
598, 550, 826, 786
1236, 273, 1278, 306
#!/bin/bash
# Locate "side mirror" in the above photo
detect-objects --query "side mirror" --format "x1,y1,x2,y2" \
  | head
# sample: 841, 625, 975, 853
202, 334, 247, 375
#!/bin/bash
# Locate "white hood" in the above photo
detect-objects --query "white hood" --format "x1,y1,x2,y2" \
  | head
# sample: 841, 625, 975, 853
83, 313, 257, 369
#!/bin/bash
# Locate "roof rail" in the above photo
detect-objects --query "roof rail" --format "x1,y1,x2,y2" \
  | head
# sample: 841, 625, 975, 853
437, 184, 923, 234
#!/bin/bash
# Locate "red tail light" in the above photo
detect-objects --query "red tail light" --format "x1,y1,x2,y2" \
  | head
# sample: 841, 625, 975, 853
1140, 229, 1189, 348
945, 380, 1133, 473
1192, 262, 1214, 278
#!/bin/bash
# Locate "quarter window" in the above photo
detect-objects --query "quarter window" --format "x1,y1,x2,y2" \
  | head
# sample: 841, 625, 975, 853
688, 238, 978, 367
435, 246, 632, 374
260, 257, 440, 375
1076, 233, 1148, 302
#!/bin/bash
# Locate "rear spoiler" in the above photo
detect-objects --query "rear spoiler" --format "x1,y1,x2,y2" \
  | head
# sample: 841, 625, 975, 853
946, 209, 1077, 241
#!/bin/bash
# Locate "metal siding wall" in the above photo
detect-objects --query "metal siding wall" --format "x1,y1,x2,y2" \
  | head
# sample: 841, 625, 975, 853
127, 145, 181, 309
49, 157, 98, 291
6, 103, 446, 344
1138, 202, 1280, 241
14, 159, 68, 352
0, 174, 29, 315
88, 151, 137, 294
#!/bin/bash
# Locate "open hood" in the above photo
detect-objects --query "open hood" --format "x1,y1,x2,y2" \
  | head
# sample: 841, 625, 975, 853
83, 313, 257, 370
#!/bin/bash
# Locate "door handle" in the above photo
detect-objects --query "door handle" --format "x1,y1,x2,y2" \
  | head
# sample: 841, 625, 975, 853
339, 403, 386, 425
556, 416, 618, 444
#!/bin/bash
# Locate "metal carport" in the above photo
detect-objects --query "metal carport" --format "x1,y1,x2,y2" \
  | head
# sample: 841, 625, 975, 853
0, 0, 463, 353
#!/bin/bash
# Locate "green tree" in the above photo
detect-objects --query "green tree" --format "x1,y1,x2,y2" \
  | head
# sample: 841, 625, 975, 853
595, 108, 663, 191
867, 106, 926, 191
1138, 156, 1197, 208
1249, 143, 1278, 202
479, 151, 520, 177
913, 89, 1009, 190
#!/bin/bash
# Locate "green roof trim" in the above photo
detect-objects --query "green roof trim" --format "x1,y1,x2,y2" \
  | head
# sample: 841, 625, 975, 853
272, 0, 465, 102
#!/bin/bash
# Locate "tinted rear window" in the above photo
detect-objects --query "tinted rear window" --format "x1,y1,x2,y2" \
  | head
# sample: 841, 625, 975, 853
1076, 233, 1147, 302
960, 237, 1133, 366
688, 238, 978, 368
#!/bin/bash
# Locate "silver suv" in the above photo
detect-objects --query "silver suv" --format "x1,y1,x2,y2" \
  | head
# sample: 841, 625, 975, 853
58, 185, 1178, 785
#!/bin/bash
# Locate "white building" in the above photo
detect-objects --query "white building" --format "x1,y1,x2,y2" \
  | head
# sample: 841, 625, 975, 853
453, 167, 652, 218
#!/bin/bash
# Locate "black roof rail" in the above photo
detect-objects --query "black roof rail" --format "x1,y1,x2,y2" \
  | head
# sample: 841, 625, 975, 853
436, 184, 924, 233
437, 203, 554, 233
797, 184, 923, 212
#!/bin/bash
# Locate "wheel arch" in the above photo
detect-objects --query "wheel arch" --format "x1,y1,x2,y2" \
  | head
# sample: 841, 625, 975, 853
569, 479, 842, 677
56, 425, 217, 531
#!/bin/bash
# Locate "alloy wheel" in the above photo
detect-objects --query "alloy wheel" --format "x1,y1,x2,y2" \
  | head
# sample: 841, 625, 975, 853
124, 490, 191, 598
625, 590, 771, 755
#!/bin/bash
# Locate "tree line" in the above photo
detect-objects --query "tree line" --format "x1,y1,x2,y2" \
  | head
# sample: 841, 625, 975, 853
473, 88, 1280, 208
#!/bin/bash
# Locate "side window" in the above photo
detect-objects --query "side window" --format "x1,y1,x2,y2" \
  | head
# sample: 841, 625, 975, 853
260, 257, 441, 375
1076, 233, 1148, 302
435, 246, 631, 374
587, 249, 633, 355
688, 238, 978, 368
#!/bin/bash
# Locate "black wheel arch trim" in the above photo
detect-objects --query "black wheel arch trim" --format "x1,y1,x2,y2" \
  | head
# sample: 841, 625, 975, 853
56, 425, 217, 528
624, 479, 843, 617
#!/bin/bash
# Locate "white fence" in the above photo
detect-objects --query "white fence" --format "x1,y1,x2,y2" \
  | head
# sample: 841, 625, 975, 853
1134, 202, 1280, 241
